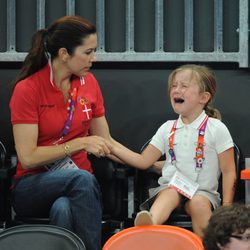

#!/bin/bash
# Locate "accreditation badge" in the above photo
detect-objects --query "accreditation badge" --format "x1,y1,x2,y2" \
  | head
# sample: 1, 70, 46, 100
45, 157, 79, 171
169, 170, 199, 199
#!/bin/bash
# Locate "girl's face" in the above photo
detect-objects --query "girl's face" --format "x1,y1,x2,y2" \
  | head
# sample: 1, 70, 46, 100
64, 33, 97, 77
169, 69, 210, 123
219, 229, 250, 250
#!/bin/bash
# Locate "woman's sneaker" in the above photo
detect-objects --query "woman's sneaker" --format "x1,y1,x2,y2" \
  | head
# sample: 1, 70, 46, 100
134, 210, 154, 226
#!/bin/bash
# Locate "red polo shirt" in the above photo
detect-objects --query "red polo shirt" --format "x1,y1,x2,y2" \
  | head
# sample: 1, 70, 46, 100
10, 64, 105, 178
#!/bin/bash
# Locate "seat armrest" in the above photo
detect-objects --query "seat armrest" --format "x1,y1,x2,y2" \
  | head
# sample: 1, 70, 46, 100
89, 154, 134, 180
0, 158, 17, 227
115, 166, 134, 179
0, 162, 16, 179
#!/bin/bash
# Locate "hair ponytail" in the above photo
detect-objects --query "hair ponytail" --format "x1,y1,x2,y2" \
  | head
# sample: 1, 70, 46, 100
205, 105, 222, 120
12, 29, 48, 89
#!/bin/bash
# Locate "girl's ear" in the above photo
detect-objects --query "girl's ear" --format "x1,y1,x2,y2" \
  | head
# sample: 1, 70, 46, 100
200, 91, 211, 105
58, 48, 69, 62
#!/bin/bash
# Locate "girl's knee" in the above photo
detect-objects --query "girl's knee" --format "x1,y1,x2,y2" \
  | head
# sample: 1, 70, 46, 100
185, 196, 212, 215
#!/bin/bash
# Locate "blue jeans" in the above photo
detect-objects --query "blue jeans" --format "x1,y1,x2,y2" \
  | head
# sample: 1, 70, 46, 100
12, 169, 102, 250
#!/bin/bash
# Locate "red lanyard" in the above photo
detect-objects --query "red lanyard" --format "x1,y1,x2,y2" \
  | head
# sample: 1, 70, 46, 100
52, 87, 78, 145
168, 116, 209, 170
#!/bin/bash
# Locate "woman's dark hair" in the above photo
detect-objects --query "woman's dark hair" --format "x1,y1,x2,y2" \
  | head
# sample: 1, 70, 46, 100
203, 204, 250, 250
13, 15, 96, 87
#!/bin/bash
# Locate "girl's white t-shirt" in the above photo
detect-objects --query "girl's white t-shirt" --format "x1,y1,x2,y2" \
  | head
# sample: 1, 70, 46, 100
150, 111, 234, 196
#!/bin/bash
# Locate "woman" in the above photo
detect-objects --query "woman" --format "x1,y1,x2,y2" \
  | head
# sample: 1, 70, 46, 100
10, 15, 118, 250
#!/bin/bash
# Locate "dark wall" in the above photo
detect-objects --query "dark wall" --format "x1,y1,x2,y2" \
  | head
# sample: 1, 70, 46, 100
1, 63, 250, 159
0, 66, 16, 156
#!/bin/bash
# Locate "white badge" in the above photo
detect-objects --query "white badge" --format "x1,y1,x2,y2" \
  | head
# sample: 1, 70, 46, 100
169, 170, 199, 199
46, 157, 79, 171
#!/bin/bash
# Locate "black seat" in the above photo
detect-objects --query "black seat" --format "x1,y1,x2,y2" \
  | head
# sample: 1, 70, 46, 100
135, 139, 245, 230
0, 141, 16, 229
0, 224, 86, 250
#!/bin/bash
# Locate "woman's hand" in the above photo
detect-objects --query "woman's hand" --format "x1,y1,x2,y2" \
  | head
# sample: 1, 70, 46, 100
82, 135, 112, 158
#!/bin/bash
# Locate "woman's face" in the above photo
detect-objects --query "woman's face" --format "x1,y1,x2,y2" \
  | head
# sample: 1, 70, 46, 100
219, 229, 250, 250
65, 33, 97, 77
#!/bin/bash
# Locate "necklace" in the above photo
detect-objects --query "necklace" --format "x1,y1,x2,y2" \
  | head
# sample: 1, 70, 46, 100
58, 82, 71, 102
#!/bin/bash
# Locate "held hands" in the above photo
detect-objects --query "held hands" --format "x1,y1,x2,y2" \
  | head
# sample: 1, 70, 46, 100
83, 135, 112, 158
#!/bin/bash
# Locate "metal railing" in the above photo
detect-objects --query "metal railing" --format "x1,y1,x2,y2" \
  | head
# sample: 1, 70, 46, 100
0, 0, 249, 67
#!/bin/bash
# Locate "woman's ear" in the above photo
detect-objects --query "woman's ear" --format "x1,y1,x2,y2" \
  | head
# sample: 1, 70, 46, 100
58, 48, 69, 62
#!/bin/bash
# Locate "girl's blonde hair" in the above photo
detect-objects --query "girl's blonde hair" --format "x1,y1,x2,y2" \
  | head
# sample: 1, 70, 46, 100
168, 64, 221, 120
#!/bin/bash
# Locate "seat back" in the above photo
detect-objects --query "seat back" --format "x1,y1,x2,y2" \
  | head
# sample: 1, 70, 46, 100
0, 141, 16, 228
102, 225, 204, 250
89, 155, 129, 220
89, 155, 135, 243
0, 141, 7, 168
0, 224, 86, 250
231, 143, 245, 202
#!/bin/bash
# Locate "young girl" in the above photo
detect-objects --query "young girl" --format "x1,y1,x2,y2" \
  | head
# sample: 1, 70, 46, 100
110, 64, 236, 237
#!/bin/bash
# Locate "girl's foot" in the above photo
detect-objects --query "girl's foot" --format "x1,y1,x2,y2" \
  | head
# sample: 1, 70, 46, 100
134, 210, 154, 226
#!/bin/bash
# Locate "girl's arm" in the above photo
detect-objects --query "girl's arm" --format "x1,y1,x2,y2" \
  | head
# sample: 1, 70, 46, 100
110, 142, 162, 170
90, 116, 163, 168
152, 160, 165, 173
219, 147, 237, 205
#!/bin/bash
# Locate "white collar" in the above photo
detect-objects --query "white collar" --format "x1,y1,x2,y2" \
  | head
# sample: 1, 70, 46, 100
177, 111, 207, 129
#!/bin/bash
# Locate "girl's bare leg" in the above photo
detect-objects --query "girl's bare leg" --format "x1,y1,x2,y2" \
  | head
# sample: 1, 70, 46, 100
185, 195, 212, 237
150, 188, 181, 224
